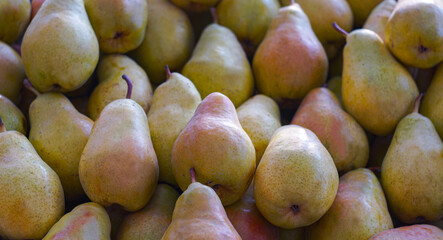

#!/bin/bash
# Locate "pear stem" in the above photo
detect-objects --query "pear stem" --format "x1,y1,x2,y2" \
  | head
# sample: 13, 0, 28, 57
290, 0, 295, 4
121, 74, 133, 99
0, 117, 5, 133
210, 7, 218, 24
413, 93, 423, 113
332, 22, 349, 38
165, 65, 172, 80
190, 168, 196, 183
368, 166, 381, 173
23, 79, 41, 97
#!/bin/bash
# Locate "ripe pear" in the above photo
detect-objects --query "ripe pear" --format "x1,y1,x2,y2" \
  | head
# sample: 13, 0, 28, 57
27, 82, 93, 201
346, 0, 383, 26
130, 0, 194, 85
117, 184, 180, 240
85, 0, 148, 53
381, 96, 443, 223
0, 41, 26, 104
254, 125, 339, 229
291, 88, 369, 174
369, 224, 443, 240
0, 0, 30, 44
363, 0, 396, 42
170, 0, 219, 12
162, 169, 241, 240
0, 119, 64, 240
421, 63, 443, 139
148, 67, 201, 186
327, 76, 342, 105
172, 92, 256, 206
0, 94, 26, 135
237, 94, 281, 164
216, 0, 280, 57
80, 76, 159, 212
21, 0, 99, 93
43, 202, 111, 239
88, 54, 153, 120
253, 3, 328, 104
340, 27, 418, 136
307, 168, 393, 240
385, 0, 443, 68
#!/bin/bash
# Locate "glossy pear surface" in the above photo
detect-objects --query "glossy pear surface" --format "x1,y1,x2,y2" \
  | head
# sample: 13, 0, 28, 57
0, 41, 26, 103
369, 224, 443, 240
0, 94, 26, 134
421, 63, 443, 139
0, 0, 30, 44
363, 0, 396, 41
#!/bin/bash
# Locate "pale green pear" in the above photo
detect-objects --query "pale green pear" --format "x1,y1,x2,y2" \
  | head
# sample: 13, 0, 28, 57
363, 0, 396, 41
421, 63, 443, 139
0, 41, 26, 104
0, 94, 26, 135
0, 0, 30, 44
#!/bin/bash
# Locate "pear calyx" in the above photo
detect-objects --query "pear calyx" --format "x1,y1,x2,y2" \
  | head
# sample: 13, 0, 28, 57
121, 74, 133, 99
23, 79, 41, 97
332, 22, 349, 38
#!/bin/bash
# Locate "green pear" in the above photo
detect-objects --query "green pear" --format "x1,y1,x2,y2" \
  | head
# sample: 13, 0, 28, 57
117, 184, 180, 240
253, 3, 328, 104
0, 0, 30, 44
370, 224, 443, 240
340, 27, 418, 136
85, 0, 148, 53
237, 94, 281, 164
21, 0, 99, 93
363, 0, 396, 42
43, 202, 111, 239
0, 94, 26, 135
421, 63, 443, 139
346, 0, 383, 26
148, 67, 201, 186
327, 76, 342, 105
170, 0, 219, 12
181, 13, 254, 107
0, 119, 64, 240
254, 125, 339, 229
130, 0, 194, 85
0, 41, 26, 104
88, 54, 153, 120
308, 168, 393, 240
27, 81, 93, 201
385, 0, 443, 68
381, 96, 443, 223
162, 169, 241, 239
172, 92, 256, 206
80, 76, 159, 212
291, 88, 369, 174
216, 0, 280, 57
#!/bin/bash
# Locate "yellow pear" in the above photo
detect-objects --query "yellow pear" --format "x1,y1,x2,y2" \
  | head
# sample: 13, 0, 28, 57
421, 63, 443, 139
0, 41, 26, 104
363, 0, 396, 42
0, 94, 26, 135
0, 0, 30, 44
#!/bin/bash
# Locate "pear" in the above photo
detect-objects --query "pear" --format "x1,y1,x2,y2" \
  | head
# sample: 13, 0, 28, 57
0, 41, 26, 104
21, 0, 99, 93
0, 118, 64, 240
26, 81, 93, 201
162, 169, 241, 239
0, 0, 30, 44
130, 0, 194, 86
182, 11, 254, 107
253, 3, 328, 104
421, 63, 443, 139
291, 88, 369, 174
148, 67, 201, 186
385, 0, 443, 68
172, 92, 256, 206
216, 0, 280, 57
327, 76, 342, 105
79, 76, 159, 212
0, 94, 26, 135
363, 0, 396, 42
170, 0, 219, 12
85, 0, 148, 53
254, 125, 339, 229
346, 0, 383, 26
237, 94, 281, 164
43, 202, 111, 239
88, 54, 153, 120
369, 224, 443, 240
117, 184, 180, 240
339, 26, 419, 136
381, 95, 443, 223
31, 0, 46, 19
279, 228, 306, 240
307, 168, 393, 240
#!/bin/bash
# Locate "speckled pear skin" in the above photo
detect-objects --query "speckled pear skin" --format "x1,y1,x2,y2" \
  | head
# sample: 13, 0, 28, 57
291, 88, 369, 174
170, 0, 219, 12
254, 125, 339, 229
0, 0, 30, 44
363, 0, 396, 41
0, 94, 27, 135
161, 182, 242, 240
43, 202, 111, 240
0, 41, 26, 104
421, 63, 443, 139
0, 131, 64, 240
369, 224, 443, 240
172, 92, 256, 206
307, 168, 393, 240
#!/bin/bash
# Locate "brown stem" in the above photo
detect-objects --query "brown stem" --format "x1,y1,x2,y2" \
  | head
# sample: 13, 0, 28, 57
210, 7, 217, 24
165, 65, 172, 80
290, 0, 295, 4
413, 93, 423, 113
0, 117, 5, 133
368, 166, 381, 173
190, 168, 196, 183
332, 22, 349, 38
23, 79, 41, 97
121, 74, 133, 99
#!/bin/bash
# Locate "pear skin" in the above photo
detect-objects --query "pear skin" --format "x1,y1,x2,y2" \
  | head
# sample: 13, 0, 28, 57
172, 92, 256, 206
0, 94, 27, 135
369, 224, 443, 240
254, 125, 339, 229
0, 41, 26, 104
363, 0, 396, 42
421, 63, 443, 139
0, 0, 30, 44
43, 202, 111, 240
170, 0, 219, 12
346, 0, 383, 26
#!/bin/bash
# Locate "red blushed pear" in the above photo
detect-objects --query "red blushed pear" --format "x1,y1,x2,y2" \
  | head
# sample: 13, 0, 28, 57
369, 224, 443, 240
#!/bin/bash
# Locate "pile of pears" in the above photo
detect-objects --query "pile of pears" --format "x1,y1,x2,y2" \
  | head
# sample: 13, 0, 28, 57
1, 0, 443, 239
